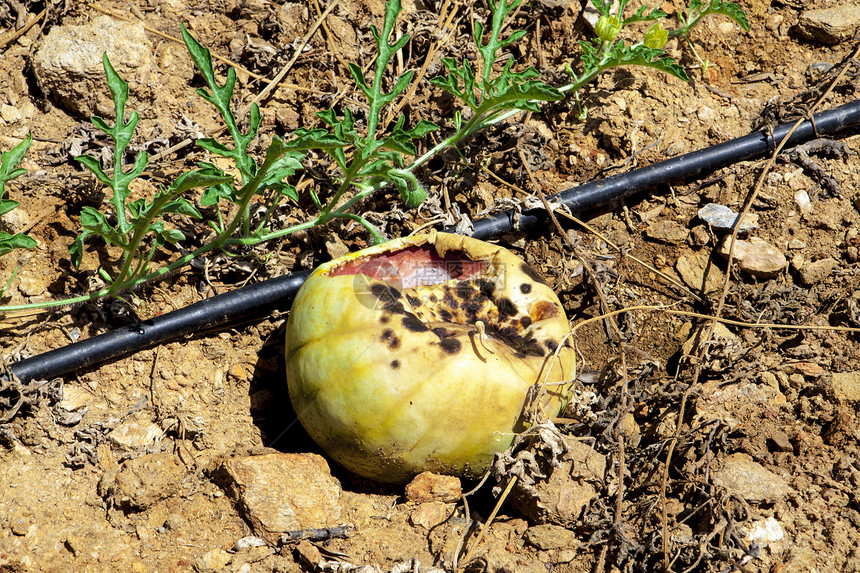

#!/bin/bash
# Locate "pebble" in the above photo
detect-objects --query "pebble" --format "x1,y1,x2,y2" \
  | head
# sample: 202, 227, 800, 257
107, 416, 162, 452
31, 15, 154, 118
712, 453, 792, 503
797, 5, 860, 45
828, 372, 860, 403
645, 220, 688, 245
405, 471, 462, 503
796, 257, 837, 286
215, 453, 342, 543
194, 548, 231, 571
523, 524, 578, 551
0, 204, 30, 233
698, 203, 758, 232
717, 237, 787, 278
408, 502, 451, 529
508, 439, 605, 527
675, 249, 725, 294
17, 274, 46, 297
98, 453, 186, 510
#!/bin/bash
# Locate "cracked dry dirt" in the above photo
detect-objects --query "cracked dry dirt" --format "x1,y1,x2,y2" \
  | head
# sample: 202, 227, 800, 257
1, 0, 860, 571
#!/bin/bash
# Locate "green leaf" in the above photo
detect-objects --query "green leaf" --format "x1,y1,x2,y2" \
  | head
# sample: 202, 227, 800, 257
705, 0, 750, 31
79, 206, 114, 236
623, 6, 667, 25
74, 155, 112, 187
0, 232, 36, 258
158, 228, 186, 244
69, 232, 88, 269
170, 169, 234, 195
0, 134, 32, 192
160, 198, 202, 218
0, 199, 20, 218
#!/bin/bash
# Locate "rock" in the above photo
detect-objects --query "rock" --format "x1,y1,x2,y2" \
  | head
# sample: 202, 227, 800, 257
768, 430, 793, 453
717, 237, 787, 278
107, 415, 162, 452
712, 453, 792, 503
508, 439, 605, 527
675, 249, 725, 294
31, 16, 154, 118
194, 548, 231, 571
0, 203, 29, 233
682, 322, 739, 357
293, 540, 323, 569
98, 453, 186, 510
698, 203, 758, 232
780, 361, 825, 378
523, 524, 578, 551
796, 6, 860, 45
409, 502, 451, 529
17, 273, 46, 297
645, 220, 688, 244
796, 257, 837, 286
828, 372, 860, 403
743, 517, 786, 550
215, 453, 342, 543
405, 471, 462, 503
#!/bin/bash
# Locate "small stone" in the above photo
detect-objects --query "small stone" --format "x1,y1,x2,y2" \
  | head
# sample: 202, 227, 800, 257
523, 524, 578, 551
796, 257, 837, 286
781, 361, 825, 378
405, 471, 462, 503
99, 453, 186, 510
409, 502, 451, 529
508, 439, 606, 527
712, 453, 792, 503
698, 203, 758, 232
0, 204, 30, 234
17, 274, 46, 297
676, 249, 725, 294
717, 237, 787, 278
324, 233, 350, 260
828, 372, 860, 403
195, 548, 231, 571
0, 104, 23, 124
293, 540, 323, 569
107, 416, 162, 452
164, 513, 187, 531
768, 430, 793, 453
31, 16, 155, 118
10, 514, 30, 536
797, 6, 860, 45
215, 453, 342, 543
688, 224, 710, 247
645, 220, 688, 244
682, 322, 739, 357
787, 239, 807, 250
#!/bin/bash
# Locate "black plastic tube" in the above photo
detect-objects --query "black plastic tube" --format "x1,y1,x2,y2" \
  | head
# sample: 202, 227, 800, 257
467, 98, 860, 240
6, 99, 860, 383
6, 270, 311, 384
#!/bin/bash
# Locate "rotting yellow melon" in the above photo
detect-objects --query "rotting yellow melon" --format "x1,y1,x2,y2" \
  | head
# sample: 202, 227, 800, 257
285, 230, 574, 483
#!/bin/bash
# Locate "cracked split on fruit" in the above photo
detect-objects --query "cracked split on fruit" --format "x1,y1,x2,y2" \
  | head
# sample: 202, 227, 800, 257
285, 231, 575, 483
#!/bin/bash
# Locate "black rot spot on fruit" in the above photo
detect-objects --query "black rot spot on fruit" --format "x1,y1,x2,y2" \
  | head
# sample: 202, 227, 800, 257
439, 338, 461, 354
520, 283, 532, 294
391, 360, 400, 369
402, 314, 430, 332
381, 328, 401, 350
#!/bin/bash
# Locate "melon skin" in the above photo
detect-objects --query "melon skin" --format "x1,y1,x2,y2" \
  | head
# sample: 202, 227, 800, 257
285, 231, 574, 483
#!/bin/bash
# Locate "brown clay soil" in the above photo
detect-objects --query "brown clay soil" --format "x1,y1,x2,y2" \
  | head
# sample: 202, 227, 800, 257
1, 0, 860, 571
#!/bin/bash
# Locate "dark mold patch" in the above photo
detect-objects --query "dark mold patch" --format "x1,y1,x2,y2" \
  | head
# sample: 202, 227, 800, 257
545, 339, 559, 352
520, 316, 532, 329
381, 328, 401, 350
519, 283, 533, 294
391, 359, 400, 369
496, 297, 517, 320
439, 338, 462, 354
402, 314, 430, 333
406, 294, 421, 308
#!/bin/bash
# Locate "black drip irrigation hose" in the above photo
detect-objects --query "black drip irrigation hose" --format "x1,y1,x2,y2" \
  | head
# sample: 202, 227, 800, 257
6, 98, 860, 384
